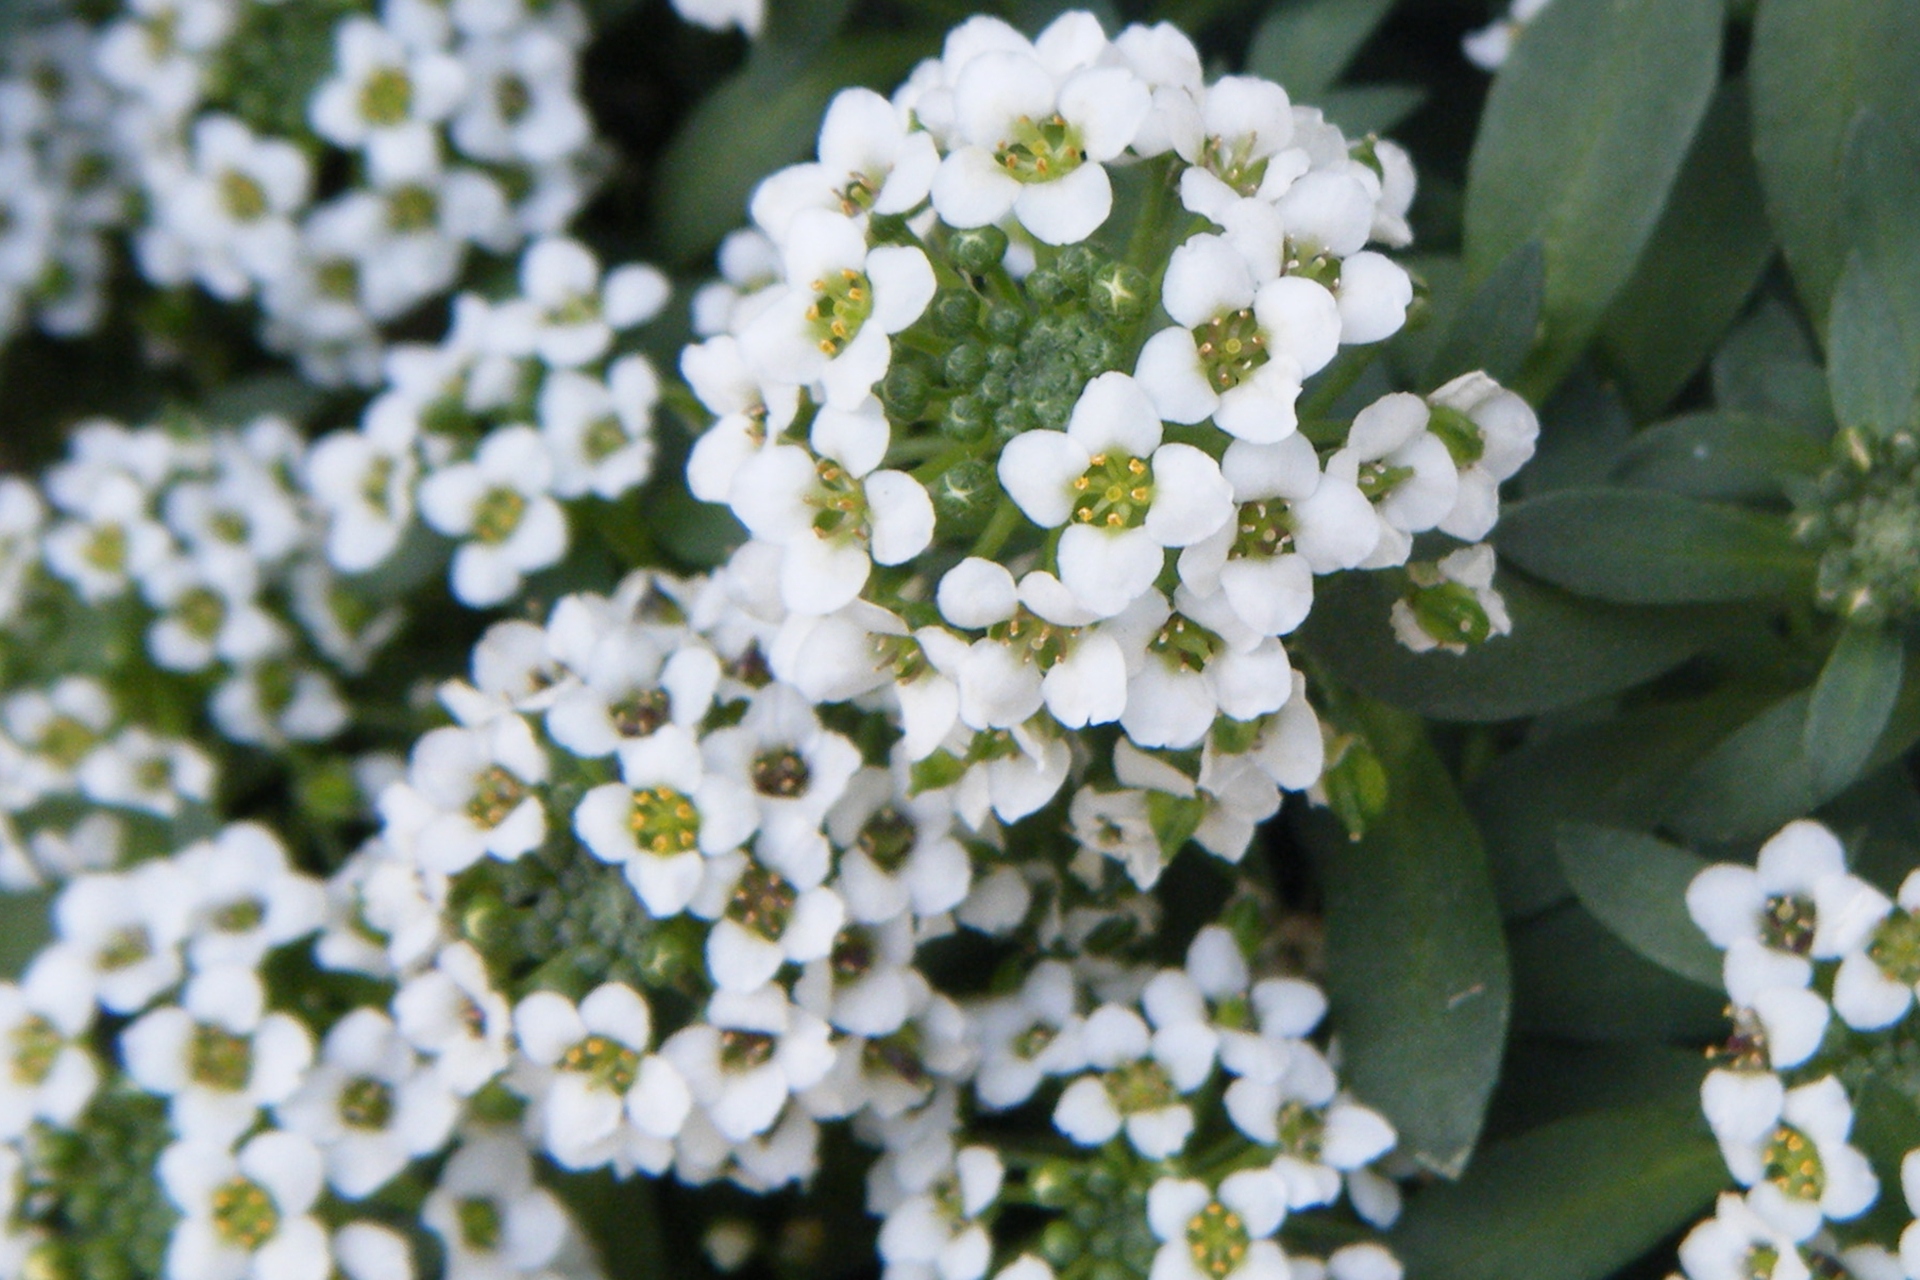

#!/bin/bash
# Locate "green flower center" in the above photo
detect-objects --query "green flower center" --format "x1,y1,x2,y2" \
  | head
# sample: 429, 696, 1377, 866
986, 608, 1073, 671
1744, 1246, 1781, 1280
1106, 1059, 1176, 1115
1071, 452, 1154, 530
98, 926, 151, 971
863, 1024, 929, 1085
720, 1028, 777, 1069
358, 65, 414, 127
1149, 614, 1222, 673
855, 807, 916, 872
1764, 1123, 1825, 1201
1186, 1200, 1253, 1280
582, 415, 629, 462
1870, 910, 1920, 986
1275, 1101, 1325, 1159
751, 748, 811, 799
994, 113, 1087, 185
610, 689, 671, 738
1012, 1024, 1056, 1059
210, 1176, 280, 1250
188, 1023, 254, 1092
211, 897, 265, 934
1199, 135, 1271, 197
836, 174, 879, 216
727, 864, 799, 940
831, 926, 876, 978
467, 766, 528, 829
11, 1015, 62, 1085
495, 74, 531, 122
630, 785, 700, 857
1193, 309, 1269, 393
176, 587, 226, 641
457, 1196, 503, 1252
360, 454, 395, 516
339, 1075, 395, 1129
561, 1033, 641, 1092
1230, 499, 1293, 560
387, 183, 439, 234
1427, 404, 1485, 467
219, 170, 268, 222
318, 258, 359, 301
1761, 894, 1817, 956
1355, 460, 1415, 501
1404, 579, 1492, 649
807, 269, 875, 358
135, 755, 174, 792
82, 523, 128, 572
39, 715, 98, 770
471, 488, 527, 545
209, 510, 250, 544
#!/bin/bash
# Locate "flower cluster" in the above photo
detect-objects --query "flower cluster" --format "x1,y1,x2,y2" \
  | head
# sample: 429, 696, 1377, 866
1675, 819, 1920, 1277
1792, 427, 1920, 624
306, 233, 668, 607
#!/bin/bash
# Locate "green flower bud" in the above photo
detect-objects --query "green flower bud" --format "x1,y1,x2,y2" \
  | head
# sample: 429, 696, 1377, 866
879, 361, 931, 422
928, 286, 981, 338
948, 226, 1009, 275
941, 395, 991, 442
984, 303, 1028, 344
944, 342, 988, 387
1026, 266, 1072, 306
1089, 263, 1150, 323
1055, 243, 1102, 285
931, 459, 999, 538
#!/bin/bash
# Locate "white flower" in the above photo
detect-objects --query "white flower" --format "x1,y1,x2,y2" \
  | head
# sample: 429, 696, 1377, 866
876, 1147, 1003, 1280
422, 1134, 571, 1279
393, 714, 548, 875
310, 17, 469, 183
740, 209, 935, 409
696, 851, 847, 993
543, 625, 721, 759
1147, 1171, 1290, 1280
973, 960, 1087, 1109
275, 1008, 459, 1199
393, 942, 513, 1094
1463, 0, 1553, 70
451, 28, 592, 166
76, 727, 216, 817
749, 87, 940, 242
682, 334, 801, 504
0, 949, 99, 1137
1833, 869, 1920, 1031
824, 767, 972, 923
1722, 1075, 1879, 1241
539, 357, 659, 500
418, 426, 569, 608
514, 984, 690, 1173
1324, 391, 1459, 568
998, 372, 1233, 617
699, 682, 863, 886
173, 824, 327, 972
160, 1131, 329, 1280
49, 860, 192, 1013
1052, 1002, 1197, 1158
42, 472, 171, 603
929, 39, 1150, 244
1389, 544, 1514, 656
1678, 1191, 1811, 1280
1424, 371, 1540, 541
121, 965, 315, 1142
661, 986, 837, 1141
165, 114, 311, 299
671, 0, 763, 35
307, 399, 420, 573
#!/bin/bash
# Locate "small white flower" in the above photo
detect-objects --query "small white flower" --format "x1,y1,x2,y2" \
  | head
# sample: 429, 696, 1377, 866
660, 985, 837, 1141
0, 949, 99, 1137
514, 984, 690, 1173
1389, 544, 1513, 656
1146, 1171, 1290, 1280
160, 1131, 330, 1280
394, 714, 548, 875
1052, 1002, 1197, 1159
77, 727, 216, 818
306, 399, 420, 573
998, 372, 1233, 617
392, 942, 513, 1094
539, 357, 659, 500
749, 87, 940, 242
1724, 1075, 1879, 1241
422, 1133, 571, 1279
49, 860, 192, 1013
310, 17, 469, 183
418, 426, 569, 608
1423, 371, 1540, 541
1678, 1191, 1812, 1280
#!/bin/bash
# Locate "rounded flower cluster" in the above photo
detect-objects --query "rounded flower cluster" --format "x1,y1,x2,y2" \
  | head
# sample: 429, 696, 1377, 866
1793, 427, 1920, 624
1675, 819, 1920, 1278
0, 0, 607, 382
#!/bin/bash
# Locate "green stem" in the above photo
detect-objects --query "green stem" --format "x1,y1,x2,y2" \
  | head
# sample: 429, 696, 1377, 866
970, 496, 1022, 560
659, 381, 711, 436
1298, 345, 1383, 422
1124, 155, 1178, 277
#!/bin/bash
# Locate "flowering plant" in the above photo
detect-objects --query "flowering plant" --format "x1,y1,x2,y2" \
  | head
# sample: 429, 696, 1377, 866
0, 2, 1914, 1280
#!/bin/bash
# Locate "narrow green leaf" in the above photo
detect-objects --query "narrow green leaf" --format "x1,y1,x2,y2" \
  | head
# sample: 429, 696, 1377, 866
1464, 0, 1721, 398
1805, 623, 1906, 797
1670, 690, 1821, 843
1495, 487, 1814, 605
1830, 250, 1920, 437
1751, 0, 1920, 328
1598, 84, 1776, 416
1610, 412, 1830, 503
1490, 1042, 1706, 1140
651, 35, 930, 267
1301, 569, 1727, 723
1423, 240, 1544, 389
1390, 1102, 1724, 1280
1555, 824, 1722, 988
1511, 904, 1734, 1043
1244, 0, 1398, 98
1711, 296, 1836, 436
1517, 367, 1633, 495
1311, 700, 1509, 1179
0, 891, 50, 981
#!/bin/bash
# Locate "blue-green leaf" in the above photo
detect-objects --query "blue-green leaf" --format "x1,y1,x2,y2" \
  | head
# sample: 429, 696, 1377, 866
1311, 700, 1509, 1179
1244, 0, 1398, 98
1424, 240, 1545, 389
1610, 412, 1830, 503
1555, 824, 1721, 988
1804, 623, 1906, 797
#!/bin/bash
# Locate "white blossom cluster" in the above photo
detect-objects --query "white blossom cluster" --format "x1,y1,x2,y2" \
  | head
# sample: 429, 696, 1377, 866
680, 9, 1536, 893
324, 562, 1409, 1277
0, 818, 607, 1280
0, 0, 608, 382
0, 9, 124, 344
1675, 819, 1920, 1280
305, 233, 669, 607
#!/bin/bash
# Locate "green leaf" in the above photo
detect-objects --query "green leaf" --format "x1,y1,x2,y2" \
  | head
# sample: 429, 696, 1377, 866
1310, 700, 1509, 1179
1711, 296, 1836, 436
1510, 904, 1730, 1043
1145, 791, 1206, 860
1390, 1102, 1725, 1280
0, 892, 50, 981
1669, 690, 1822, 844
1518, 367, 1633, 495
1316, 84, 1427, 137
1829, 113, 1920, 434
1804, 623, 1906, 797
1301, 569, 1727, 723
1489, 1042, 1706, 1140
1244, 0, 1398, 98
1830, 252, 1920, 437
1598, 84, 1776, 416
1423, 240, 1545, 389
1555, 824, 1721, 988
1495, 487, 1814, 605
1750, 0, 1920, 329
1609, 412, 1830, 503
651, 34, 930, 267
1463, 0, 1721, 399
